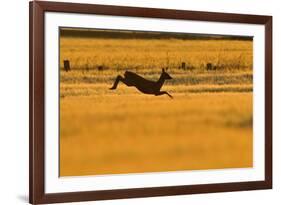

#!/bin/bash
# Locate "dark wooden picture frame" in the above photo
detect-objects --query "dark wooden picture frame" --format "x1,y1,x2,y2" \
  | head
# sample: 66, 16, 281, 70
29, 1, 272, 204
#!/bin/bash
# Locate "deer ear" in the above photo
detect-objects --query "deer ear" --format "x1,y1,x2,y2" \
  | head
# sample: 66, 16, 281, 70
162, 68, 165, 72
166, 67, 168, 71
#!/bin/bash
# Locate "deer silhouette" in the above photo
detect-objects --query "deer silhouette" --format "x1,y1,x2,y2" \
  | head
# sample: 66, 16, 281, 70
109, 68, 173, 98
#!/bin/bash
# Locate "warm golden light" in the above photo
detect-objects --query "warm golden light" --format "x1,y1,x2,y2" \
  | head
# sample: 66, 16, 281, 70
59, 28, 253, 177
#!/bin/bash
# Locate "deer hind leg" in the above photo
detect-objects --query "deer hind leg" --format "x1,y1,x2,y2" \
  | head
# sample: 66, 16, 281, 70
155, 91, 173, 99
109, 75, 122, 90
109, 75, 133, 90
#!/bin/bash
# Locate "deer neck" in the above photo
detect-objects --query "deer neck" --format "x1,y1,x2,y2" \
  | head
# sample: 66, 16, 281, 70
156, 74, 166, 89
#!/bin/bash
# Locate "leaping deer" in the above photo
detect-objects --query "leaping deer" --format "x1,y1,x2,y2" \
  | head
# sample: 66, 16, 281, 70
109, 68, 173, 98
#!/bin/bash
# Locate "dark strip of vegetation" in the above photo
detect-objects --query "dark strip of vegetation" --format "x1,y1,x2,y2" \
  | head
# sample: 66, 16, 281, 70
187, 87, 252, 93
60, 28, 253, 41
60, 73, 252, 85
166, 74, 253, 85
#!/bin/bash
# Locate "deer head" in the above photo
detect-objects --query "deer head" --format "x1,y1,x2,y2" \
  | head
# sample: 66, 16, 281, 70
161, 68, 173, 80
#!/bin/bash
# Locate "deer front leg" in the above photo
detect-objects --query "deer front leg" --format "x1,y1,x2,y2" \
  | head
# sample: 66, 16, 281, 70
155, 91, 173, 99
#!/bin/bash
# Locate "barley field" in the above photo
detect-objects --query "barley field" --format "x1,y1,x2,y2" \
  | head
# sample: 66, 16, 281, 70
59, 29, 253, 177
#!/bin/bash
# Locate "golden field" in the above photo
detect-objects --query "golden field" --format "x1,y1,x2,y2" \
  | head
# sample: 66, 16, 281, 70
60, 38, 252, 71
59, 34, 253, 176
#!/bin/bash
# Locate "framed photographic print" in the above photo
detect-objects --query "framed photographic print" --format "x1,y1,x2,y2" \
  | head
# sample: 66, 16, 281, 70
29, 1, 272, 204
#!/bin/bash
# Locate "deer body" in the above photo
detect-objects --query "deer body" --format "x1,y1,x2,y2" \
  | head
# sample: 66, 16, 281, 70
110, 69, 173, 98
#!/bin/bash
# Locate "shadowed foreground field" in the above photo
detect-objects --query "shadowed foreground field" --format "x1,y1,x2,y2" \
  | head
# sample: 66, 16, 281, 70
59, 33, 253, 176
60, 82, 252, 176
